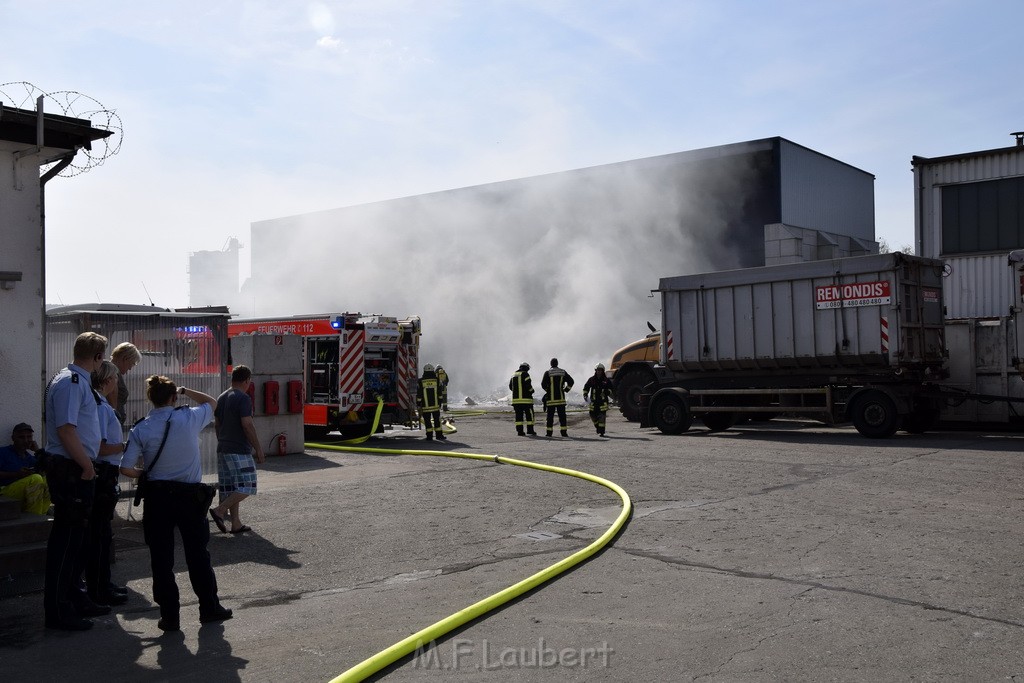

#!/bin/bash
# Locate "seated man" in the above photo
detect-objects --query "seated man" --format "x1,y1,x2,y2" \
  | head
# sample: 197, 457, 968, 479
0, 423, 50, 515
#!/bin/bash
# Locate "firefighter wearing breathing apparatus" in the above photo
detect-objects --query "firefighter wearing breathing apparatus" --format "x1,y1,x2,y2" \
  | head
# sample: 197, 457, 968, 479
509, 363, 537, 436
583, 363, 614, 437
435, 365, 450, 412
541, 358, 574, 438
417, 365, 446, 441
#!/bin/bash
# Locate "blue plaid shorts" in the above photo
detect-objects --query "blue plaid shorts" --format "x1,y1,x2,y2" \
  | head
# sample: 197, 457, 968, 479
217, 451, 258, 499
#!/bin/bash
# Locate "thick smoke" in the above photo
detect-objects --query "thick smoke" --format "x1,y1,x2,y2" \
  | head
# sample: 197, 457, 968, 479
247, 155, 758, 402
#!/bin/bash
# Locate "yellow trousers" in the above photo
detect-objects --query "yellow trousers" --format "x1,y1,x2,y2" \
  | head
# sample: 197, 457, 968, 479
1, 473, 51, 515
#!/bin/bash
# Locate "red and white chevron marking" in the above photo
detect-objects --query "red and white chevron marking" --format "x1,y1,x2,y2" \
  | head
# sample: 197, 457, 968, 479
880, 316, 889, 354
665, 331, 675, 361
338, 329, 365, 410
396, 343, 411, 410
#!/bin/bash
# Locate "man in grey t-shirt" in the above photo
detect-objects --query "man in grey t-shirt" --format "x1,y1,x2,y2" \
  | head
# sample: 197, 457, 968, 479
209, 366, 265, 534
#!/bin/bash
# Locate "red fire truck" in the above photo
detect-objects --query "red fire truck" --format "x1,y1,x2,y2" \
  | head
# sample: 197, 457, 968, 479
227, 313, 422, 439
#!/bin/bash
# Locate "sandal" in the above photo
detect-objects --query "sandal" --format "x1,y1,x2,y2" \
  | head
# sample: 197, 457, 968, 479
229, 525, 252, 534
209, 509, 228, 533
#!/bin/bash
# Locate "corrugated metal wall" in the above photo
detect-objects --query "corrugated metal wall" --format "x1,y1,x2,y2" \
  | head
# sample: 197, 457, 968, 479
942, 254, 1014, 319
779, 140, 875, 240
915, 146, 1024, 260
45, 309, 229, 477
914, 145, 1024, 320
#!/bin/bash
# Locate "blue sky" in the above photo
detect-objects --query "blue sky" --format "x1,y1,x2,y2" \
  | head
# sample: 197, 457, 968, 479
3, 0, 1022, 307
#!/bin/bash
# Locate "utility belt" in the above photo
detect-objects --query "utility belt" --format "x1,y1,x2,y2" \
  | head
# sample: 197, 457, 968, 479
45, 453, 85, 478
95, 461, 120, 480
146, 479, 205, 494
43, 455, 95, 526
143, 479, 217, 511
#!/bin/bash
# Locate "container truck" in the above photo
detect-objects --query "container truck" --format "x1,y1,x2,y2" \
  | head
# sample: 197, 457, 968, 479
637, 253, 950, 438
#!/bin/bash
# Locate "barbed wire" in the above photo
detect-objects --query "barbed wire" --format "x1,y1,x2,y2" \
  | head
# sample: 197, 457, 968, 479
0, 81, 122, 178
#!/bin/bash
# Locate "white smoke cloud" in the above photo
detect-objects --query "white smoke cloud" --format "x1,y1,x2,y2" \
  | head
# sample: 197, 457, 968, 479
246, 153, 758, 401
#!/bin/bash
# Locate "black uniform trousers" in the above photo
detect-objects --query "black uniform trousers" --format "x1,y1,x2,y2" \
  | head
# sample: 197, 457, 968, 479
44, 459, 95, 623
546, 404, 568, 433
142, 482, 220, 620
84, 463, 120, 597
422, 409, 442, 438
513, 404, 535, 434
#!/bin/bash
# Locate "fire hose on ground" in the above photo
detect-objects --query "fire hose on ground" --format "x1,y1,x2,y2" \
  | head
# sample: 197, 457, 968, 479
306, 405, 633, 682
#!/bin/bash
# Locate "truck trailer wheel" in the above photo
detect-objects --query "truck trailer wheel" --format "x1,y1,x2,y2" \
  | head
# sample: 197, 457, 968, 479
651, 392, 693, 435
901, 408, 940, 434
851, 391, 900, 438
702, 412, 736, 432
616, 367, 655, 422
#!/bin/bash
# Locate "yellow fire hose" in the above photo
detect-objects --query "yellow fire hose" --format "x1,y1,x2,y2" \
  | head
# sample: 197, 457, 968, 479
307, 411, 632, 682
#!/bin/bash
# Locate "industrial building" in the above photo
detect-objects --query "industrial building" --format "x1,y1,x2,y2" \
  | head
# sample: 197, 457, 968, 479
912, 134, 1024, 422
238, 137, 878, 315
0, 101, 112, 436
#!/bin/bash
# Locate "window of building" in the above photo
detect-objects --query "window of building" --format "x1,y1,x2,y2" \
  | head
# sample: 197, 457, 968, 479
941, 177, 1024, 254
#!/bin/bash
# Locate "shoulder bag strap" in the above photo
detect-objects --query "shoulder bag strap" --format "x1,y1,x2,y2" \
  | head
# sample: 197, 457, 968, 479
145, 418, 173, 475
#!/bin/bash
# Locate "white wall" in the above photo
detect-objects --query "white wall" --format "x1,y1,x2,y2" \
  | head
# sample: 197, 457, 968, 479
0, 140, 47, 438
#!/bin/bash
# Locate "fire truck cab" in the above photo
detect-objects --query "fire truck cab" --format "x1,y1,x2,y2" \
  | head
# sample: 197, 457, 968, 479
228, 313, 421, 439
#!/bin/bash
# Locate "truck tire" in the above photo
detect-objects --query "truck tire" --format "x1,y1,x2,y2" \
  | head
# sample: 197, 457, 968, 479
651, 392, 692, 435
851, 391, 900, 438
901, 408, 940, 434
616, 366, 655, 422
702, 412, 736, 432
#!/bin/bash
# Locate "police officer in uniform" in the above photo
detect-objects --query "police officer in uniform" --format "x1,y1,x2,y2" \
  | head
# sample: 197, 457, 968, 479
541, 358, 574, 438
417, 365, 446, 441
509, 363, 537, 436
83, 360, 129, 606
120, 375, 233, 631
583, 363, 614, 437
43, 331, 108, 631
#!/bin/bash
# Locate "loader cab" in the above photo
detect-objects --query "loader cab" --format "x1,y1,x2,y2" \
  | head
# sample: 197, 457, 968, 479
608, 331, 660, 378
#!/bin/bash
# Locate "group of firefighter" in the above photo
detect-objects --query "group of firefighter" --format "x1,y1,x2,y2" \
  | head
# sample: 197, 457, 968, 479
416, 359, 614, 440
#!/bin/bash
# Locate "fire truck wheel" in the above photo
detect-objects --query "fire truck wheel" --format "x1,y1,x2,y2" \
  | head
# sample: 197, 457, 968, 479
851, 390, 900, 439
304, 426, 330, 441
339, 423, 373, 439
651, 392, 692, 435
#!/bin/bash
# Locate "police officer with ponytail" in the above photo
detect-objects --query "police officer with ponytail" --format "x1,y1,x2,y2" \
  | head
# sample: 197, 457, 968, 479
120, 375, 232, 632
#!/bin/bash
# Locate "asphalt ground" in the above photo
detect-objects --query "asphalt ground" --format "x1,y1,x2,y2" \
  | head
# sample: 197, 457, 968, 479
2, 409, 1024, 682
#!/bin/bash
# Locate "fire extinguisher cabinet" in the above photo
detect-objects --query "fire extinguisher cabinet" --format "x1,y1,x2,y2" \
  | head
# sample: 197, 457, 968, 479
229, 334, 304, 455
264, 380, 280, 415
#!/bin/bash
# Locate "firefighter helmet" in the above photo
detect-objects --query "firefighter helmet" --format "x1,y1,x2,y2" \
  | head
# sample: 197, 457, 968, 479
424, 364, 435, 372
595, 363, 606, 371
519, 362, 530, 371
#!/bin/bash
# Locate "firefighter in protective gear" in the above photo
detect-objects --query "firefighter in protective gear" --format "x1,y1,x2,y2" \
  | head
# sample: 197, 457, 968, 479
541, 358, 574, 437
435, 365, 449, 412
417, 365, 446, 441
509, 363, 537, 436
583, 363, 614, 437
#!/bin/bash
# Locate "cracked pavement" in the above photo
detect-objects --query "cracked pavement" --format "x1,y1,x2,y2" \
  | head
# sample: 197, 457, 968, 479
2, 412, 1024, 681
